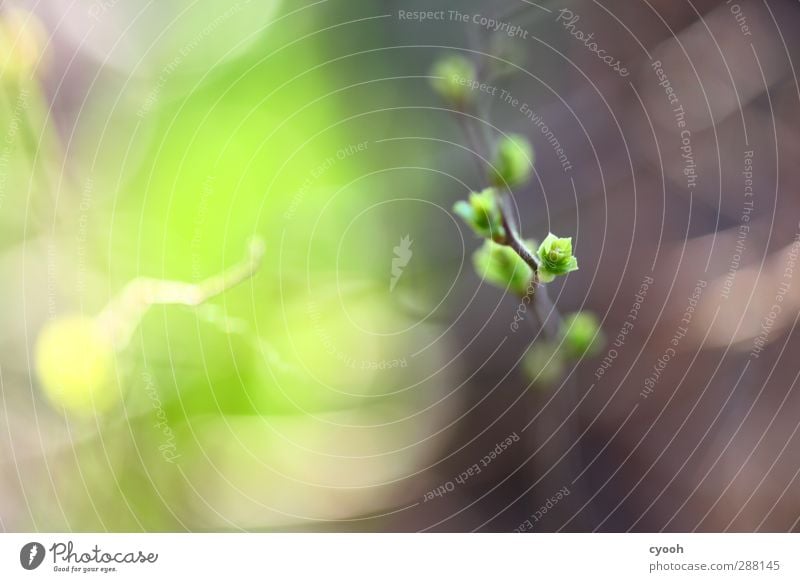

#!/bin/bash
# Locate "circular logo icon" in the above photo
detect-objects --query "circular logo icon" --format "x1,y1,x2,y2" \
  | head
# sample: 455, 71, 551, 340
19, 542, 45, 570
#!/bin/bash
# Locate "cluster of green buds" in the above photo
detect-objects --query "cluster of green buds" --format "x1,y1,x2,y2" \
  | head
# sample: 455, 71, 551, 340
449, 133, 577, 293
430, 52, 603, 388
430, 51, 577, 294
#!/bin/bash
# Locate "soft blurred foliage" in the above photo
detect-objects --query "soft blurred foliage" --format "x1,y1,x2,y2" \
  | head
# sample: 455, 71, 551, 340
0, 0, 458, 531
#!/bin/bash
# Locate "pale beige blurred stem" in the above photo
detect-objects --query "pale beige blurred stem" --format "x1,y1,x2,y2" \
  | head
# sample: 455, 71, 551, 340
96, 237, 265, 350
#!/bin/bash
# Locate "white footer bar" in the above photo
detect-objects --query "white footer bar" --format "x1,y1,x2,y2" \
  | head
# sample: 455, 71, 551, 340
1, 533, 797, 581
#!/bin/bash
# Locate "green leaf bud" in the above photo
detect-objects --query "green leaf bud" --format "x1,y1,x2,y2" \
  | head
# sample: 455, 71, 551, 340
561, 312, 605, 359
491, 134, 534, 188
536, 233, 579, 282
473, 239, 534, 296
453, 188, 506, 242
523, 341, 564, 386
429, 54, 477, 107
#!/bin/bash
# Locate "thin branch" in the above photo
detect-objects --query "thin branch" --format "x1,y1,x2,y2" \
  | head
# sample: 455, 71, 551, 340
450, 69, 566, 346
499, 195, 539, 274
533, 280, 563, 339
454, 106, 491, 186
96, 237, 266, 349
444, 13, 597, 530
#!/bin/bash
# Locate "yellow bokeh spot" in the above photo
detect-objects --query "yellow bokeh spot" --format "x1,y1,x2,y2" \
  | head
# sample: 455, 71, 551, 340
0, 8, 48, 79
35, 317, 118, 415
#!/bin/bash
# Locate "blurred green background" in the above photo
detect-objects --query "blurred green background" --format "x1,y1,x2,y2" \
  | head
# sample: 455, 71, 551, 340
0, 0, 471, 531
